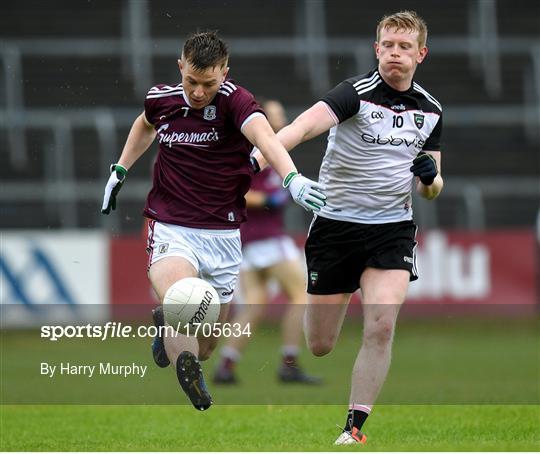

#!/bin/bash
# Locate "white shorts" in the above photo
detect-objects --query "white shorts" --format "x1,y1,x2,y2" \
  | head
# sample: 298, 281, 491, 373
147, 221, 242, 303
241, 235, 301, 271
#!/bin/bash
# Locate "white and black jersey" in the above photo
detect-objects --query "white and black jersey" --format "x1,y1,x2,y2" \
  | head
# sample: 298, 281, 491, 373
318, 68, 442, 224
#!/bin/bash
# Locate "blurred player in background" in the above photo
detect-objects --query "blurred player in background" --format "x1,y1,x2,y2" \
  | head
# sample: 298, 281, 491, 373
252, 11, 443, 444
101, 31, 326, 411
213, 99, 321, 385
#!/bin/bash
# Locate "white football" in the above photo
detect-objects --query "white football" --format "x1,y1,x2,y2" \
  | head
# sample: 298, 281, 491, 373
162, 277, 220, 335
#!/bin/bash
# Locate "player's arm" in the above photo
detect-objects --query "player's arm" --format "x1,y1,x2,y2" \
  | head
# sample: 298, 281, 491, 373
250, 101, 337, 170
245, 188, 288, 210
242, 116, 297, 179
116, 112, 156, 170
241, 116, 326, 212
411, 151, 443, 200
101, 112, 156, 214
244, 190, 267, 208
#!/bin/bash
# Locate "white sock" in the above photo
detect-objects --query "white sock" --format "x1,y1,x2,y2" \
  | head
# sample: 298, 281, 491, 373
281, 345, 300, 357
221, 346, 241, 362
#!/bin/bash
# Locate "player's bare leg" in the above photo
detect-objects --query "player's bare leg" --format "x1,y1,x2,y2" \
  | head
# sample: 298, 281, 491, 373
214, 268, 266, 383
149, 257, 199, 358
225, 269, 268, 352
266, 260, 305, 347
268, 259, 322, 383
304, 293, 351, 357
148, 256, 222, 410
338, 267, 409, 443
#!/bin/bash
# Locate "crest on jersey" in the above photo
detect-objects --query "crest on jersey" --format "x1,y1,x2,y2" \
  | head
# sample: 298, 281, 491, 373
204, 105, 216, 120
414, 113, 425, 129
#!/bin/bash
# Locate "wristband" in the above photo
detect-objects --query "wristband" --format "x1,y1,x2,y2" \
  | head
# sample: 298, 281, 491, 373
111, 163, 128, 177
250, 156, 261, 174
282, 171, 298, 188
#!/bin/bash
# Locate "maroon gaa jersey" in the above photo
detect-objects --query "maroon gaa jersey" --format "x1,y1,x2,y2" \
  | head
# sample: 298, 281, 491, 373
143, 80, 264, 229
240, 167, 287, 245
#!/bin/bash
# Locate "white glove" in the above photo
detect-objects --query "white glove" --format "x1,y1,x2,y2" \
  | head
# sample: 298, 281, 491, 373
283, 172, 327, 212
101, 164, 127, 214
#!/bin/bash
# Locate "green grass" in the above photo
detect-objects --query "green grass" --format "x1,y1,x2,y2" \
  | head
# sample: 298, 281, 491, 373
1, 317, 539, 450
1, 404, 538, 451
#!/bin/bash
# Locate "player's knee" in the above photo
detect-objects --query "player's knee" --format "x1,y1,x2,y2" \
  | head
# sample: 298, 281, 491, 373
363, 317, 395, 348
307, 338, 335, 357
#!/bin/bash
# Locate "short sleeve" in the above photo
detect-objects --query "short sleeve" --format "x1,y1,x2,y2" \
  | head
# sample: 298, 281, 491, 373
144, 85, 163, 126
320, 81, 360, 123
423, 115, 442, 151
225, 84, 265, 130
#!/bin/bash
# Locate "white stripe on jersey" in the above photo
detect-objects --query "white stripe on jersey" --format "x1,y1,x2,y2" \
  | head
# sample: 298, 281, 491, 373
218, 90, 232, 96
240, 112, 265, 130
353, 71, 380, 89
218, 81, 238, 95
356, 79, 382, 96
149, 84, 183, 93
412, 82, 442, 111
219, 86, 234, 94
222, 81, 237, 92
146, 90, 184, 99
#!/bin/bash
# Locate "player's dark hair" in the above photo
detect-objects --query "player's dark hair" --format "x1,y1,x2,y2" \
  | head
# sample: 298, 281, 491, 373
182, 31, 229, 71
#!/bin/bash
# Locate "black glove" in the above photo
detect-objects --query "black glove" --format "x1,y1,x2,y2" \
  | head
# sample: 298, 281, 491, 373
250, 156, 261, 174
101, 164, 127, 214
410, 152, 437, 186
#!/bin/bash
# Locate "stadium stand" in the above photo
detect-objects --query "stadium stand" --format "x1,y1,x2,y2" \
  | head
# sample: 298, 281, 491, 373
1, 0, 538, 231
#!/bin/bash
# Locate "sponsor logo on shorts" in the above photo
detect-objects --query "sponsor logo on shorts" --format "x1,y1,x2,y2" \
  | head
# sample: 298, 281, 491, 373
221, 288, 234, 297
309, 271, 319, 286
403, 256, 413, 264
158, 243, 169, 254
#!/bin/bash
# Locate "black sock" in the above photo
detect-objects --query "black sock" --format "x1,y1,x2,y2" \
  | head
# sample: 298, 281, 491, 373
344, 409, 369, 432
344, 409, 353, 431
352, 409, 369, 431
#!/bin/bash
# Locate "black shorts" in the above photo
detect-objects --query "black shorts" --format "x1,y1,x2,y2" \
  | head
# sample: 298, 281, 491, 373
305, 216, 418, 295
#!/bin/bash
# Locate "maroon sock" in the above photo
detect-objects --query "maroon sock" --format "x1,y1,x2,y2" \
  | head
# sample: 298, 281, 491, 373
283, 355, 297, 367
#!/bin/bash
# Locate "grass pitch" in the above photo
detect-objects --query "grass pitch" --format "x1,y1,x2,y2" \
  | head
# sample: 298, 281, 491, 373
1, 316, 538, 450
1, 404, 538, 451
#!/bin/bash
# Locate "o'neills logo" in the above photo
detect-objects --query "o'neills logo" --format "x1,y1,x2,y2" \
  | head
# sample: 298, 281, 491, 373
157, 124, 219, 148
189, 290, 214, 324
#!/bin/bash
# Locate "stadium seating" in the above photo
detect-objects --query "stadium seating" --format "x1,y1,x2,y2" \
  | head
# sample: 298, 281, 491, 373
1, 0, 538, 231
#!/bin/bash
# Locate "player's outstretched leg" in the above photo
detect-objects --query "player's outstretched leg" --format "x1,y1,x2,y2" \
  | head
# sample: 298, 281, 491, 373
176, 351, 213, 411
151, 305, 170, 368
